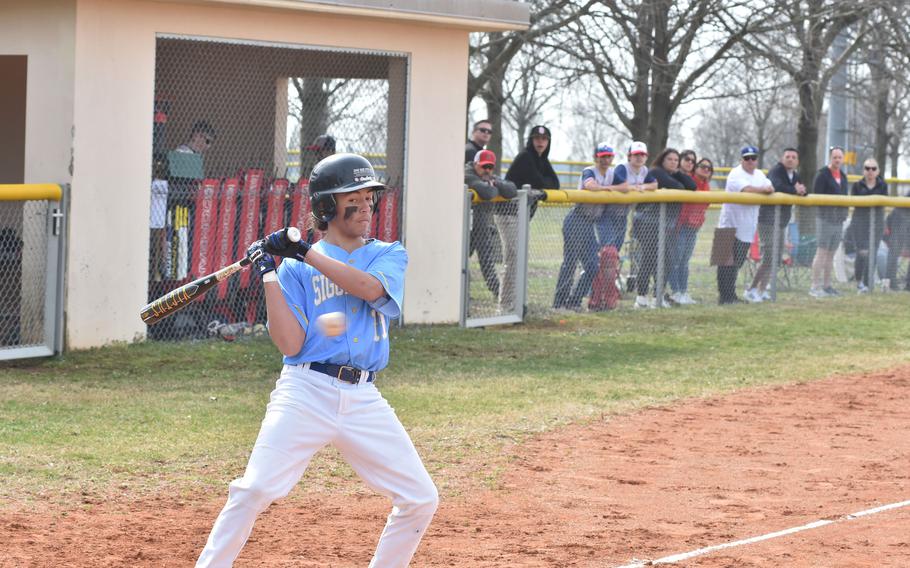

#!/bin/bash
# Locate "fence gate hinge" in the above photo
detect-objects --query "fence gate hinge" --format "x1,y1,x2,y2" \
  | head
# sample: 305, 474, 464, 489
51, 209, 64, 236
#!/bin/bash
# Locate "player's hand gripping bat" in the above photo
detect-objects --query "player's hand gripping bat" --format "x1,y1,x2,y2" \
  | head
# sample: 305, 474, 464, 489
140, 227, 301, 325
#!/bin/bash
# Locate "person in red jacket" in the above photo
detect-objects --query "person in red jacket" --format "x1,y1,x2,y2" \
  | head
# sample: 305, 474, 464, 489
667, 153, 710, 305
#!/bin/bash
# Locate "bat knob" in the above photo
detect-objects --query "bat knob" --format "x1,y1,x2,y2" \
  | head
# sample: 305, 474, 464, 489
286, 226, 301, 243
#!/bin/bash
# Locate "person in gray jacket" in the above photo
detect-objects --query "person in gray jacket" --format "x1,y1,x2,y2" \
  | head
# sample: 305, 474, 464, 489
465, 149, 517, 300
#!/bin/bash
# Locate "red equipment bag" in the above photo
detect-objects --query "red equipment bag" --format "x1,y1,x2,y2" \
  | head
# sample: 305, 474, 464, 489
588, 245, 620, 311
237, 169, 263, 289
372, 186, 400, 242
190, 178, 220, 279
215, 177, 240, 299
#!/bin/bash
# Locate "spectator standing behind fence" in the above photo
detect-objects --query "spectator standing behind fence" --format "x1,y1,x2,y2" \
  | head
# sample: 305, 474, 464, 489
149, 155, 169, 281
669, 155, 712, 305
849, 159, 887, 293
176, 120, 216, 157
884, 192, 910, 291
632, 148, 696, 308
716, 146, 774, 305
554, 143, 624, 310
465, 149, 516, 301
502, 125, 559, 312
612, 141, 657, 247
749, 148, 807, 301
465, 120, 493, 164
809, 146, 849, 298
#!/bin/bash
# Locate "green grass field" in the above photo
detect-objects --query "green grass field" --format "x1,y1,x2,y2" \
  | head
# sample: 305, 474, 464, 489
2, 296, 909, 506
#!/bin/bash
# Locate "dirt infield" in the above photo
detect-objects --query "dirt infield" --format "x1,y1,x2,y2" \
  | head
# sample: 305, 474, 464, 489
3, 366, 909, 567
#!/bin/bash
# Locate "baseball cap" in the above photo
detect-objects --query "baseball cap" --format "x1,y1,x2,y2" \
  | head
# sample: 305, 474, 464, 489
474, 149, 497, 166
628, 141, 648, 156
306, 134, 336, 152
595, 143, 615, 157
741, 145, 759, 157
530, 125, 551, 139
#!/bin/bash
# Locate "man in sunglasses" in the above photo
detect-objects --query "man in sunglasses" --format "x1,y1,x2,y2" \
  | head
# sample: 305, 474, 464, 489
716, 145, 774, 304
465, 119, 493, 164
176, 120, 216, 156
464, 149, 517, 301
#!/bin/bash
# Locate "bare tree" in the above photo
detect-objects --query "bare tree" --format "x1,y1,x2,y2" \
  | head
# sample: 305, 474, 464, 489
468, 0, 596, 163
502, 50, 561, 157
552, 0, 760, 153
740, 0, 880, 191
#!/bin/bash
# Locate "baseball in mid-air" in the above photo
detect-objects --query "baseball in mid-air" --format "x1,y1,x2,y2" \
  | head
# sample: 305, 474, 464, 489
316, 311, 346, 337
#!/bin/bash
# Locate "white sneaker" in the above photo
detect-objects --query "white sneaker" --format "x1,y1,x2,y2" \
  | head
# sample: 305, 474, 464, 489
670, 291, 685, 304
655, 296, 672, 308
676, 292, 697, 305
744, 288, 763, 303
761, 290, 772, 301
857, 282, 869, 294
808, 287, 828, 298
634, 295, 653, 309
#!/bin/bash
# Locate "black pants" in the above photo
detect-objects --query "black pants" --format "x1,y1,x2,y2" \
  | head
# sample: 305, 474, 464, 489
717, 238, 750, 304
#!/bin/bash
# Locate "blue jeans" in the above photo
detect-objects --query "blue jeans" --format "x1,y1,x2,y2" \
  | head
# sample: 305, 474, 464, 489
668, 225, 700, 294
596, 209, 629, 250
554, 207, 599, 309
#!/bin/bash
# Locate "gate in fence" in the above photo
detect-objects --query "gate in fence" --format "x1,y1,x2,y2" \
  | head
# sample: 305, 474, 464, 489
461, 188, 530, 327
0, 184, 66, 360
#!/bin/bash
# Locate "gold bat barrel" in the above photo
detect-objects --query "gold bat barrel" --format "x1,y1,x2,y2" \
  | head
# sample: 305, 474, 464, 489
140, 259, 249, 325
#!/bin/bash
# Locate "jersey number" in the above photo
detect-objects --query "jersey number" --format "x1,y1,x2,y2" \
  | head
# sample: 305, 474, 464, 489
371, 309, 388, 341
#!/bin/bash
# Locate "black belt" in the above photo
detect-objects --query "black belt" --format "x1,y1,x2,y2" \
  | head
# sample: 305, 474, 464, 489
308, 362, 376, 384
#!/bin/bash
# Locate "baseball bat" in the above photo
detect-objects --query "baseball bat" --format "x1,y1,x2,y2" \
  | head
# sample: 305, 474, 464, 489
140, 227, 301, 325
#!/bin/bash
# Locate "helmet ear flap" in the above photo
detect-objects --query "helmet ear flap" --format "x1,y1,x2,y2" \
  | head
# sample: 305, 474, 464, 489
312, 193, 336, 223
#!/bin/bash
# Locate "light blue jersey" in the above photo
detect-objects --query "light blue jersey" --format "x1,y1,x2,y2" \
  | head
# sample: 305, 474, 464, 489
276, 239, 407, 371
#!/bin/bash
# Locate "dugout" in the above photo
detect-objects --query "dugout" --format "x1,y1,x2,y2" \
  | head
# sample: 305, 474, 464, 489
0, 0, 529, 349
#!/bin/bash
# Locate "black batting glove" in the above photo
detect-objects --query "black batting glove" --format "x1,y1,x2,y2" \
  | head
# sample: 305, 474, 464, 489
246, 240, 277, 280
263, 227, 310, 261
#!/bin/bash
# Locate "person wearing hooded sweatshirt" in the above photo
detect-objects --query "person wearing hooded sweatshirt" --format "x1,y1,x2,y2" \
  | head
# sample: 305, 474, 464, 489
498, 125, 559, 311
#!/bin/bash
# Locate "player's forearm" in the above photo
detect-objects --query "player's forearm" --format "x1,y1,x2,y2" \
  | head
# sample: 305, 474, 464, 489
305, 250, 385, 302
263, 282, 306, 356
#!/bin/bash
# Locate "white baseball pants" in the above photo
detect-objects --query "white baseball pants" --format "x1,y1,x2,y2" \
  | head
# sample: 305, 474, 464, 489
196, 364, 438, 567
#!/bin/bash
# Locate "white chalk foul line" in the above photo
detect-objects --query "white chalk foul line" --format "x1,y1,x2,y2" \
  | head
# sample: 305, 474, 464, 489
614, 498, 910, 568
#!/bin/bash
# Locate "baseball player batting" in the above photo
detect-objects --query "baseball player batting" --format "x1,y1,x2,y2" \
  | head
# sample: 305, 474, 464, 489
196, 153, 438, 567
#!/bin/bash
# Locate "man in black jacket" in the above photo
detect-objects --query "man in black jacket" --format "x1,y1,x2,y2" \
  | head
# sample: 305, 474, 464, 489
810, 146, 849, 298
749, 148, 806, 299
465, 120, 493, 164
497, 125, 559, 311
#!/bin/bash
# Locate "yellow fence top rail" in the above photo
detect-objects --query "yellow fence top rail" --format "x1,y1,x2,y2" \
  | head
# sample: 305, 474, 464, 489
546, 189, 910, 207
472, 188, 910, 207
0, 184, 62, 202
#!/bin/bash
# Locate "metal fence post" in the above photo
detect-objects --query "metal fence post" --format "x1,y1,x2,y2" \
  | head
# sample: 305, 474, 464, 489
868, 208, 876, 294
460, 186, 472, 326
516, 185, 531, 320
770, 205, 781, 302
656, 202, 666, 304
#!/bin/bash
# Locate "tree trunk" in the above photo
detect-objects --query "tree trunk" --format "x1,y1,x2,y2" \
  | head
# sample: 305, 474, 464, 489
796, 79, 820, 238
481, 62, 507, 172
295, 78, 331, 178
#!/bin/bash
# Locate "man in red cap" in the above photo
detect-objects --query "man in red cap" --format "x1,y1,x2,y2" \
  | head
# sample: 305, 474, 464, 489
464, 149, 517, 302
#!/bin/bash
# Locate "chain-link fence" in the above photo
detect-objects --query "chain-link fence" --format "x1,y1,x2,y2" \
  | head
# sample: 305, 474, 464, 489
0, 187, 65, 360
462, 190, 529, 326
463, 190, 910, 322
148, 35, 407, 341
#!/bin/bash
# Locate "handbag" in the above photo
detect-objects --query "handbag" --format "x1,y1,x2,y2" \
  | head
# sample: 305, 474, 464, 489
710, 227, 737, 266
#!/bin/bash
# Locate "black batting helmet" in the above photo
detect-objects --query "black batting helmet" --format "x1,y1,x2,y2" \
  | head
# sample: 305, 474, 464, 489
309, 153, 385, 223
